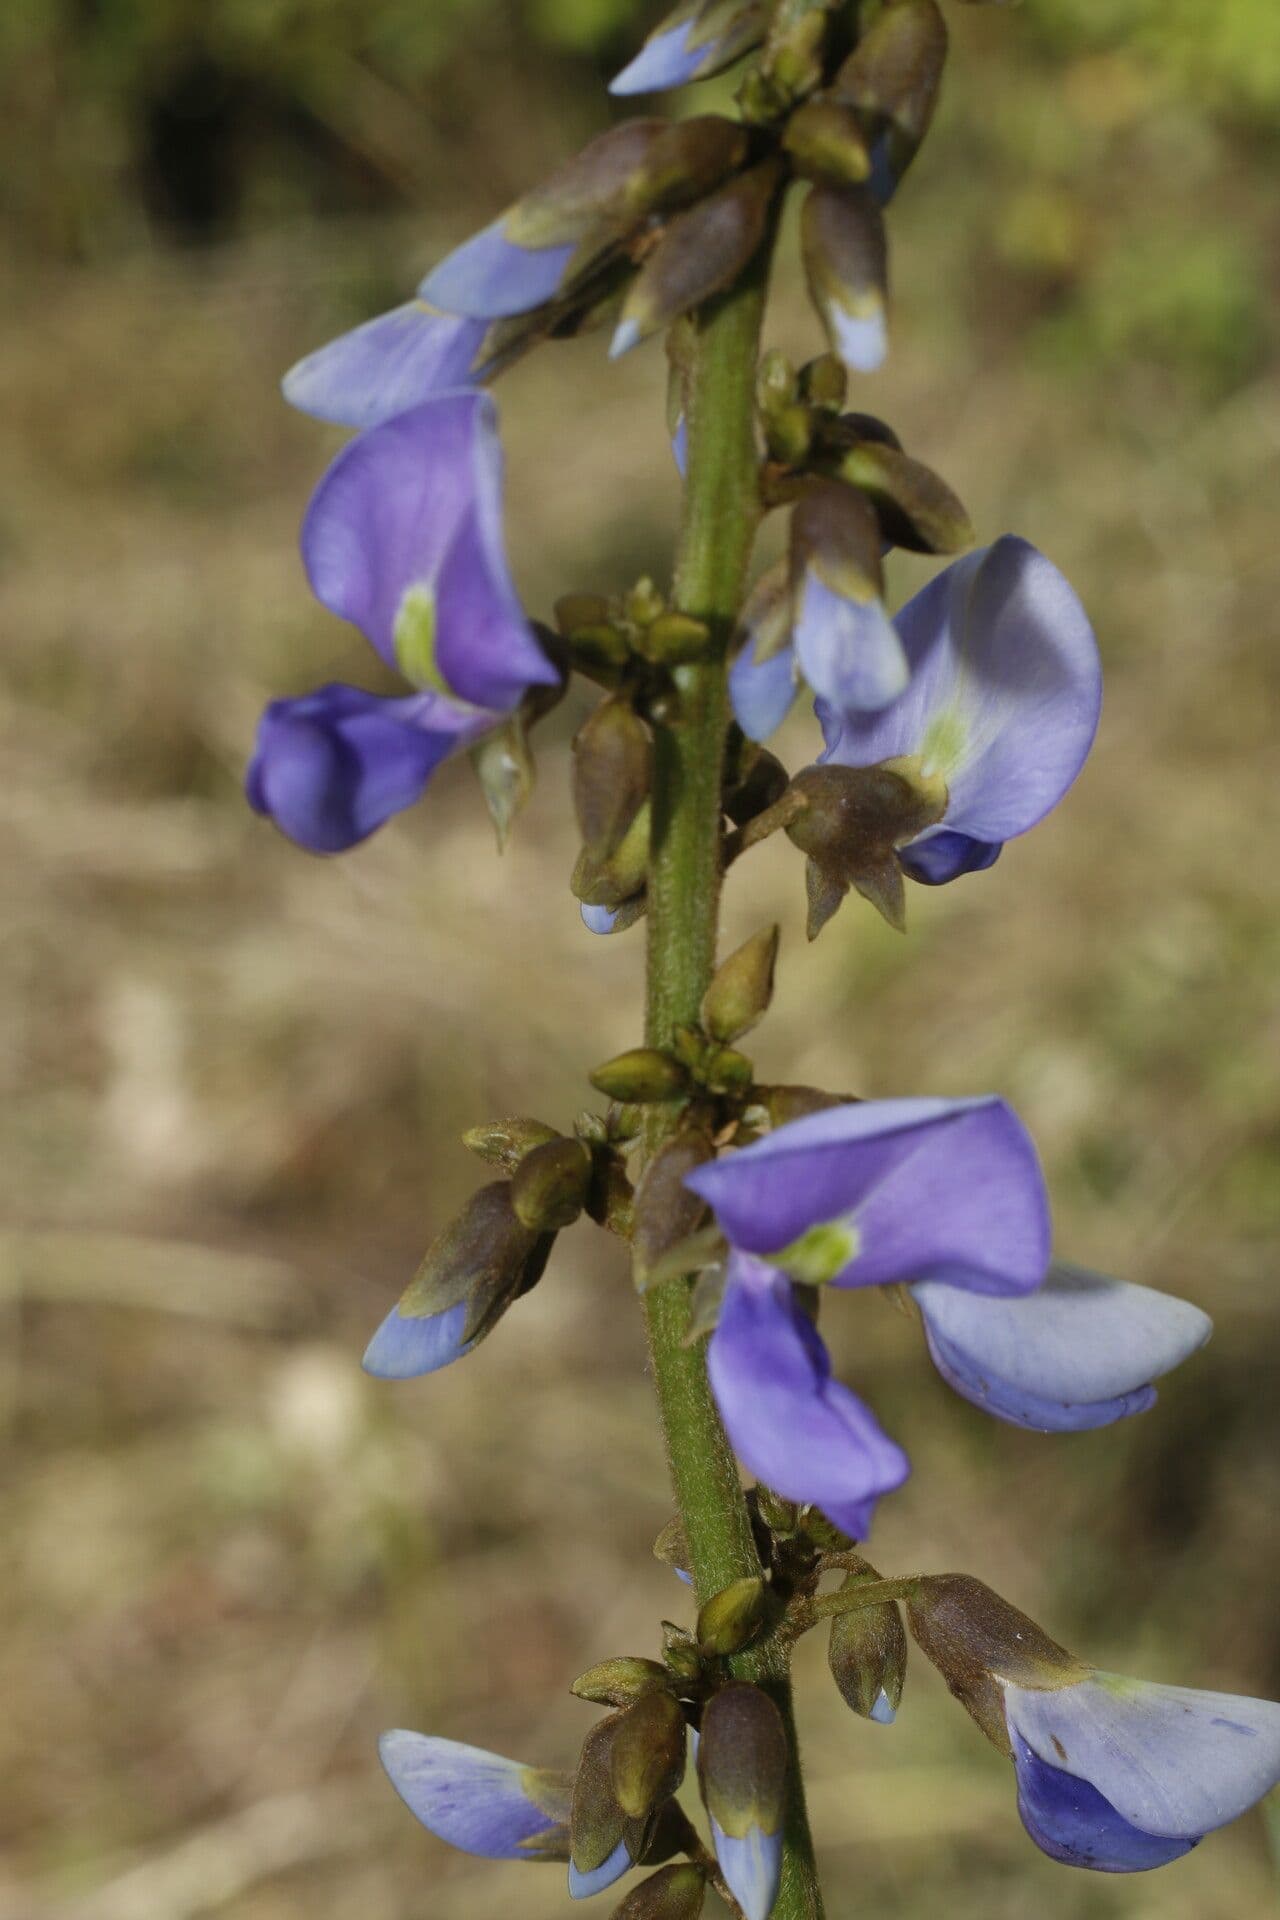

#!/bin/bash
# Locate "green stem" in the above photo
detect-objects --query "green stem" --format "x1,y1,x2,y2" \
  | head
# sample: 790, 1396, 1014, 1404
639, 254, 827, 1920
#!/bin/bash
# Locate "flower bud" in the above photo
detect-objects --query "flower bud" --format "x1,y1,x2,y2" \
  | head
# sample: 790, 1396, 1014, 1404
609, 1864, 706, 1920
573, 698, 654, 863
828, 1570, 908, 1723
783, 98, 872, 186
761, 5, 832, 102
757, 1084, 855, 1127
611, 162, 782, 358
653, 1516, 692, 1580
633, 1130, 715, 1284
461, 1115, 562, 1173
797, 352, 848, 411
610, 1691, 688, 1820
801, 184, 889, 374
590, 1049, 690, 1104
661, 1620, 704, 1682
573, 800, 652, 908
698, 1683, 787, 1920
833, 0, 948, 194
556, 591, 613, 637
697, 1576, 769, 1657
572, 1658, 675, 1709
791, 480, 884, 609
510, 1136, 593, 1232
906, 1574, 1088, 1755
611, 0, 768, 99
571, 1717, 632, 1895
470, 714, 535, 850
837, 439, 974, 555
401, 1181, 550, 1346
701, 926, 780, 1044
637, 612, 713, 666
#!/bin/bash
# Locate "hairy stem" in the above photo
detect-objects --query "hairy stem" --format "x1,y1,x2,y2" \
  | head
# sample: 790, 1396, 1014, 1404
639, 250, 827, 1920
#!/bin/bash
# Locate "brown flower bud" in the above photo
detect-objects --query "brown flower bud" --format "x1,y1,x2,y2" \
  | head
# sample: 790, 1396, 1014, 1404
828, 1567, 908, 1722
612, 162, 783, 358
837, 439, 974, 555
697, 1682, 788, 1839
633, 1131, 715, 1283
393, 1182, 550, 1351
609, 1863, 707, 1920
801, 184, 889, 375
610, 1691, 688, 1820
573, 698, 654, 863
833, 0, 949, 189
571, 1716, 629, 1881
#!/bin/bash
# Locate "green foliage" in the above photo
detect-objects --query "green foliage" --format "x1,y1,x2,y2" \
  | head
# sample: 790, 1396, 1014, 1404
1028, 0, 1280, 121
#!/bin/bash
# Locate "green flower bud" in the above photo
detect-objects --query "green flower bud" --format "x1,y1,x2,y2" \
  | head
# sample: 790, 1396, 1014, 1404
461, 1116, 562, 1173
661, 1620, 703, 1683
797, 353, 848, 411
572, 1658, 675, 1709
653, 1517, 693, 1582
906, 1574, 1089, 1756
783, 98, 872, 186
571, 1716, 628, 1879
697, 1576, 769, 1657
701, 925, 781, 1044
510, 1136, 593, 1232
609, 1864, 707, 1920
590, 1049, 690, 1104
572, 799, 652, 908
610, 1690, 688, 1820
637, 613, 713, 666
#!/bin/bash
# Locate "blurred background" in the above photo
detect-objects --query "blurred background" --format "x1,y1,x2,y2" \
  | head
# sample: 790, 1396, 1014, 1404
3, 1, 1279, 1915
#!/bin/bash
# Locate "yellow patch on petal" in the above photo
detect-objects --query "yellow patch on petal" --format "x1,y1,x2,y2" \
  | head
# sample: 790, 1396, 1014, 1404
770, 1217, 861, 1285
394, 582, 450, 693
920, 707, 969, 780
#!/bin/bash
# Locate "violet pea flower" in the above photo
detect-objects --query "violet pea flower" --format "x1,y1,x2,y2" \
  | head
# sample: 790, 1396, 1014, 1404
248, 394, 558, 854
820, 536, 1102, 884
1006, 1674, 1280, 1872
685, 1096, 1050, 1535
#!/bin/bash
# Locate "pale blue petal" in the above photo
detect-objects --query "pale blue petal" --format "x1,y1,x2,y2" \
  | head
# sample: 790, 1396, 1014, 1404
730, 639, 798, 741
915, 1266, 1211, 1432
282, 304, 491, 429
568, 1837, 633, 1899
1005, 1676, 1280, 1841
379, 1732, 560, 1859
710, 1816, 782, 1920
795, 573, 909, 715
362, 1300, 472, 1380
610, 21, 701, 95
869, 1689, 897, 1726
420, 219, 575, 320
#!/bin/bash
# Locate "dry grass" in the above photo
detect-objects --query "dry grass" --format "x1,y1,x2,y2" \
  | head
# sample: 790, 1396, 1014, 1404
4, 31, 1279, 1919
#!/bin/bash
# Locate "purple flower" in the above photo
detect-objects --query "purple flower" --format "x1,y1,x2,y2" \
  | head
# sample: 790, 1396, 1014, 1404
686, 1097, 1050, 1296
282, 302, 492, 430
1005, 1675, 1280, 1872
249, 394, 557, 853
707, 1257, 910, 1538
380, 1731, 572, 1863
820, 537, 1102, 884
247, 685, 492, 855
686, 1096, 1050, 1534
914, 1264, 1212, 1431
